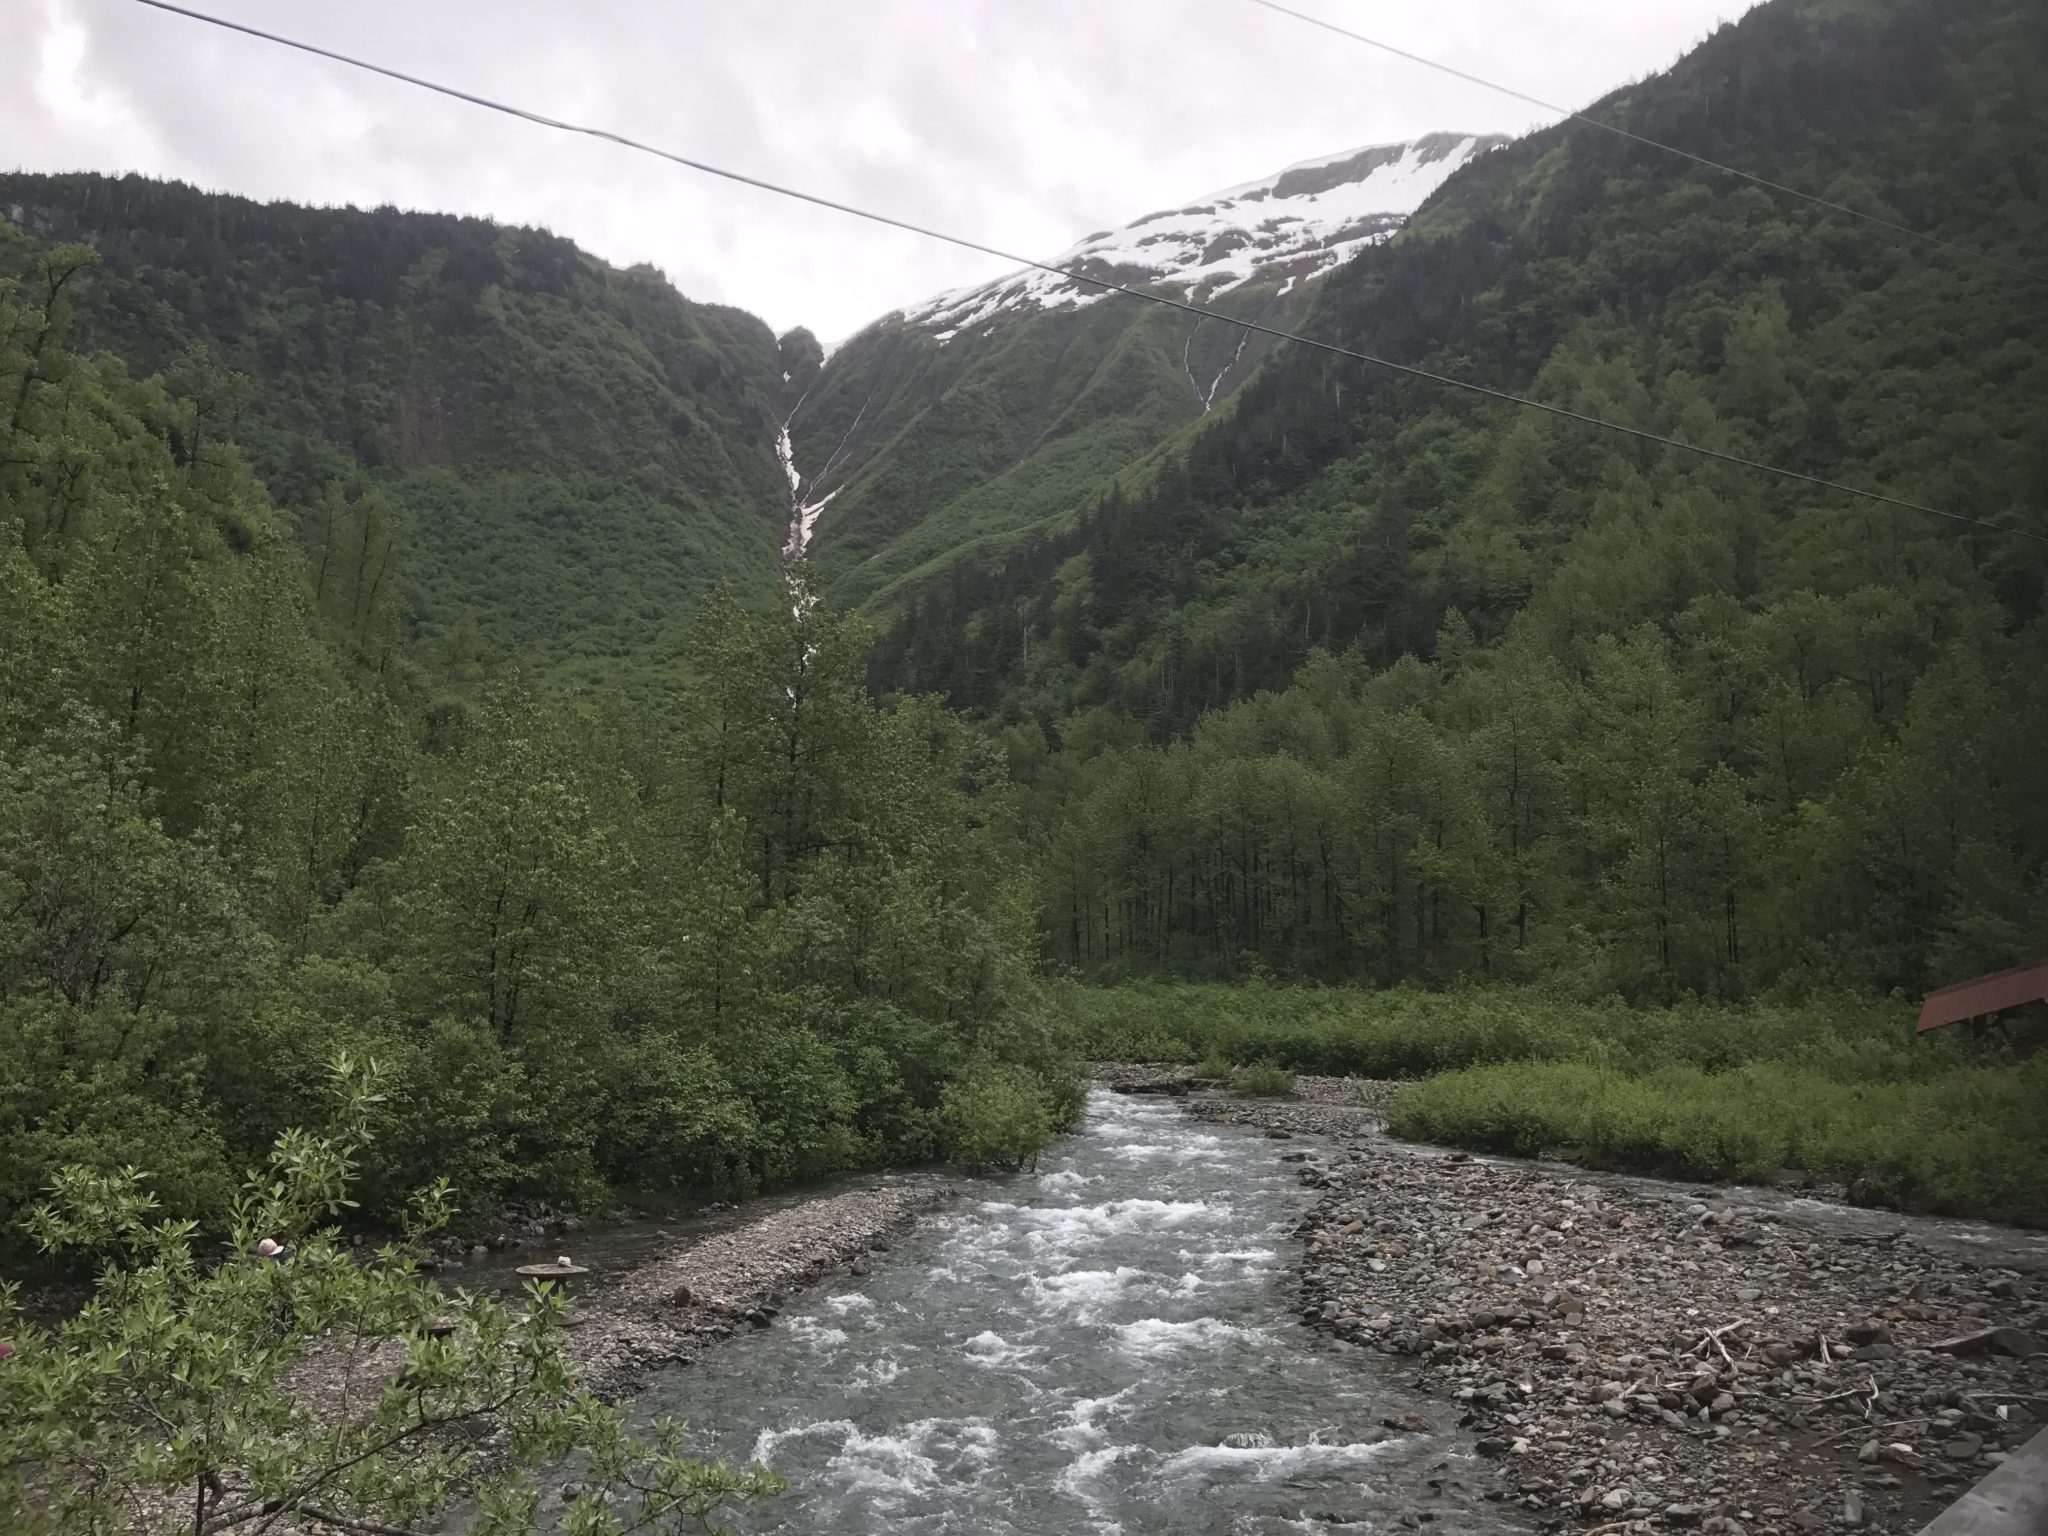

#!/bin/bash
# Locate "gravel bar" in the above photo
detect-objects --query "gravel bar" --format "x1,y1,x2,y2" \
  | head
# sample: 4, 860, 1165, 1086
570, 1181, 952, 1398
1152, 1083, 2046, 1536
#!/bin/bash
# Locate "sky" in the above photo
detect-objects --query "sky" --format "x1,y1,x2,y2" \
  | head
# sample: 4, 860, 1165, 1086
7, 0, 1758, 341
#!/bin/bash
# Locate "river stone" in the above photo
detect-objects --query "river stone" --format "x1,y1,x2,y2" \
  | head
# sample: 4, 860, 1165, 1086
1931, 1326, 2043, 1359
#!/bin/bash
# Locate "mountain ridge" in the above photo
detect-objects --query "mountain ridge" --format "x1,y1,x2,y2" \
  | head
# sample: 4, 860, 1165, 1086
0, 171, 801, 682
894, 130, 1508, 341
785, 128, 1506, 608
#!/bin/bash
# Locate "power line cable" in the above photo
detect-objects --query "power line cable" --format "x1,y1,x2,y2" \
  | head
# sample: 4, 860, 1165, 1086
1244, 0, 2048, 287
123, 0, 2047, 546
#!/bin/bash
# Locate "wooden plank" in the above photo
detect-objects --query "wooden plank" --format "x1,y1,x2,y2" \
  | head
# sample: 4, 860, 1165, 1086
1917, 958, 2048, 1031
1918, 1427, 2048, 1535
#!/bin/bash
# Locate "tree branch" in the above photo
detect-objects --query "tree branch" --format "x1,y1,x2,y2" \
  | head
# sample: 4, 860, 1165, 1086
203, 1380, 525, 1534
298, 1510, 417, 1536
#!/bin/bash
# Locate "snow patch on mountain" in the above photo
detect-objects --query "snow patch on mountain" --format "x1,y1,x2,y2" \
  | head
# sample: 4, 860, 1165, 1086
902, 131, 1503, 339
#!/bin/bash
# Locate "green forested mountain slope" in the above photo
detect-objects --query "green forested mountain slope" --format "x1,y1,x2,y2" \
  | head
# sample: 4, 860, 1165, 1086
794, 133, 1506, 611
866, 0, 2048, 1000
0, 224, 1071, 1243
875, 0, 2045, 720
0, 174, 797, 681
792, 273, 1317, 610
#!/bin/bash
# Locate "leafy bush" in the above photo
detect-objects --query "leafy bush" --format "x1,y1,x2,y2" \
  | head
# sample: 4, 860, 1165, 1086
1230, 1063, 1297, 1098
1120, 1030, 1196, 1063
0, 249, 1067, 1247
0, 1057, 784, 1535
938, 1060, 1056, 1172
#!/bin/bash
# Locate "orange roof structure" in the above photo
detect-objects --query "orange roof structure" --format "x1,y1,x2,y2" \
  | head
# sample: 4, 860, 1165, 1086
1917, 959, 2048, 1033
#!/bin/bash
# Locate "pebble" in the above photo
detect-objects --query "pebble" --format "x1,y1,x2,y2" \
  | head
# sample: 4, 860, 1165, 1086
567, 1182, 950, 1399
1178, 1087, 2048, 1536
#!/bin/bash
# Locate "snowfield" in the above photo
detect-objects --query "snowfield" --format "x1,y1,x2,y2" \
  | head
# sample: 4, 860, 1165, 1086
901, 131, 1503, 339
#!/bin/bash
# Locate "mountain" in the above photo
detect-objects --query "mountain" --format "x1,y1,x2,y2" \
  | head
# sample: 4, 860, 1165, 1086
788, 133, 1502, 610
905, 132, 1503, 331
0, 132, 1506, 670
866, 0, 2048, 1000
866, 0, 2047, 726
0, 174, 804, 683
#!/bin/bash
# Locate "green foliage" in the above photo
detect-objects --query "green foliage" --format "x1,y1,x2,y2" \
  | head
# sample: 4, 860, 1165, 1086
1077, 981, 2046, 1224
938, 1059, 1057, 1172
1229, 1063, 1297, 1098
0, 1057, 784, 1535
1010, 586, 2048, 1001
1072, 983, 1981, 1080
0, 251, 1078, 1247
857, 0, 2048, 1006
1387, 1058, 2048, 1228
0, 176, 797, 678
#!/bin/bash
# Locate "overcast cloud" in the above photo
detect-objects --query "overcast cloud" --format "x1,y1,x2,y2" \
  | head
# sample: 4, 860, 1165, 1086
8, 0, 1756, 340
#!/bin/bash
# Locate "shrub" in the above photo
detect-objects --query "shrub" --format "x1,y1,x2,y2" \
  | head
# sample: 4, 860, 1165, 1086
0, 1055, 783, 1535
938, 1059, 1056, 1171
1078, 982, 2044, 1226
1230, 1063, 1297, 1098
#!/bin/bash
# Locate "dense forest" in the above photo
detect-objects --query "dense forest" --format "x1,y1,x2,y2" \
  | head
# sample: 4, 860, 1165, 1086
6, 4, 2047, 1530
0, 173, 813, 682
3, 0, 2045, 1245
0, 221, 1077, 1250
865, 0, 2048, 1001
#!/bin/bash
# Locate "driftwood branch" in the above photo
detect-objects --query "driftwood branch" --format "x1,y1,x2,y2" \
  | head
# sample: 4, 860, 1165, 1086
299, 1510, 416, 1536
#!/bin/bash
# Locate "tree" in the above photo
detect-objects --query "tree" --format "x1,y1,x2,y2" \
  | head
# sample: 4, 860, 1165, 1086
0, 1057, 783, 1536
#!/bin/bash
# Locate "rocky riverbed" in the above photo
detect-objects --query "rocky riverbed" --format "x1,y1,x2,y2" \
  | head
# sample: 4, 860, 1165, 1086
1159, 1083, 2047, 1535
568, 1181, 951, 1397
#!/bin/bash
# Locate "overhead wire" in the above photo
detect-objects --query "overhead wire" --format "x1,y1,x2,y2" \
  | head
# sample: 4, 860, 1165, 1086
122, 0, 2047, 546
1243, 0, 2048, 288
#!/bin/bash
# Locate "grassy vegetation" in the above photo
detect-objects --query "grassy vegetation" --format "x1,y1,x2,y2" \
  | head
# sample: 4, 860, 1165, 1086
1390, 1059, 2048, 1227
1075, 983, 2048, 1226
1229, 1063, 1298, 1099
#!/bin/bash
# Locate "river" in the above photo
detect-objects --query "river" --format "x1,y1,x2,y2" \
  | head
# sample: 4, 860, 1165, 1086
633, 1089, 1525, 1534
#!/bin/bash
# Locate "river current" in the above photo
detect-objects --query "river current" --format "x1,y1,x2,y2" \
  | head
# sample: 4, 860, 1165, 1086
638, 1090, 1522, 1534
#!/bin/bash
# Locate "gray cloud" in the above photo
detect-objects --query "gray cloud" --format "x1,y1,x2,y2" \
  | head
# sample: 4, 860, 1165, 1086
8, 0, 1755, 339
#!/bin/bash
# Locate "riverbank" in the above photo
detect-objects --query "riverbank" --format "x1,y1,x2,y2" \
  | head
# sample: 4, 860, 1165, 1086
1075, 985, 2048, 1228
568, 1181, 953, 1398
263, 1180, 955, 1488
1165, 1082, 2047, 1535
630, 1086, 1533, 1533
